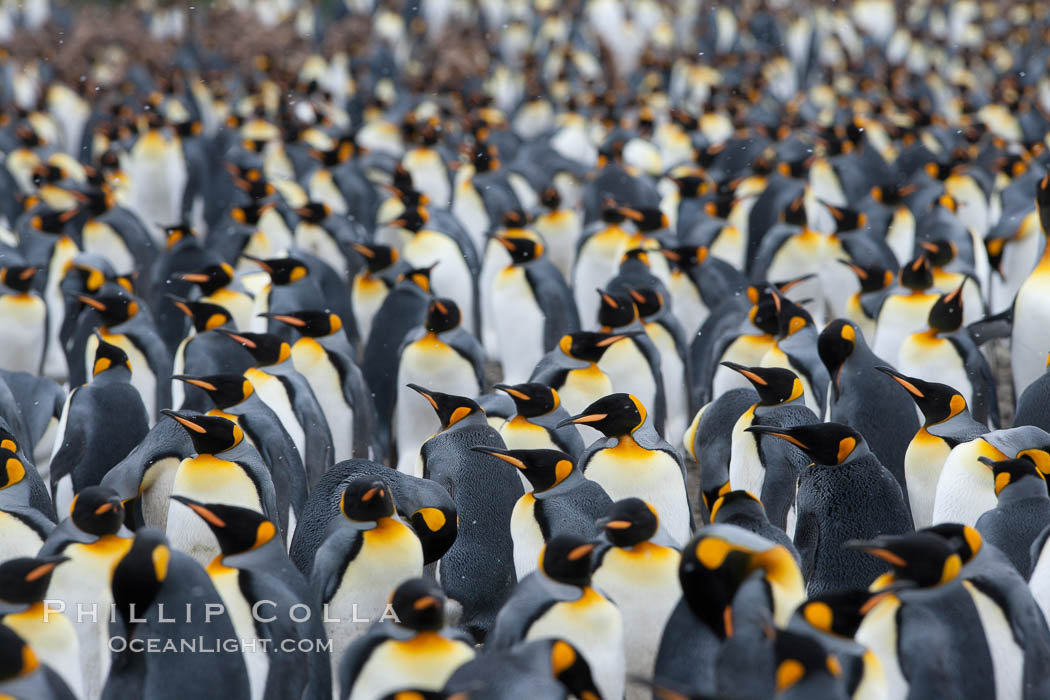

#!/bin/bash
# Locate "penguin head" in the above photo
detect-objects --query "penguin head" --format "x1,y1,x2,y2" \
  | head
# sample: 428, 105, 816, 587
169, 296, 232, 332
773, 630, 844, 696
263, 310, 342, 338
746, 422, 868, 466
721, 363, 804, 406
0, 625, 39, 682
627, 287, 664, 319
793, 589, 873, 639
161, 410, 244, 455
249, 256, 310, 286
496, 234, 544, 264
557, 331, 633, 363
408, 505, 458, 566
397, 266, 434, 293
979, 455, 1047, 497
173, 374, 253, 409
822, 202, 867, 233
493, 382, 560, 418
597, 498, 659, 547
340, 477, 395, 522
351, 243, 399, 273
389, 577, 447, 631
293, 200, 330, 225
424, 298, 461, 334
599, 200, 629, 224
837, 260, 894, 294
924, 524, 984, 565
871, 182, 917, 207
501, 210, 529, 230
389, 206, 428, 233
918, 239, 957, 268
91, 333, 132, 377
622, 208, 669, 232
0, 449, 27, 490
773, 294, 813, 338
170, 497, 278, 555
899, 255, 934, 291
661, 245, 708, 271
407, 384, 482, 430
596, 289, 638, 328
559, 393, 647, 437
709, 490, 766, 524
471, 446, 575, 493
849, 530, 964, 589
540, 186, 562, 210
68, 486, 125, 536
548, 639, 602, 700
539, 534, 595, 587
782, 196, 808, 226
218, 330, 291, 366
230, 201, 275, 227
111, 528, 171, 624
0, 265, 38, 293
29, 206, 78, 234
875, 366, 968, 426
0, 556, 68, 605
817, 320, 857, 379
177, 263, 235, 295
926, 283, 965, 333
76, 291, 139, 326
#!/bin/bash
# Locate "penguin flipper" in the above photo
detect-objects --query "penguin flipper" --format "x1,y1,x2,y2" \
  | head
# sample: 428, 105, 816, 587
966, 305, 1013, 347
311, 525, 365, 605
792, 508, 819, 584
335, 625, 396, 700
525, 263, 580, 352
244, 573, 319, 700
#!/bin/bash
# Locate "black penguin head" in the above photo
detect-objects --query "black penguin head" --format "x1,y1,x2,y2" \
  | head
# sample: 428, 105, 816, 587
599, 200, 629, 224
773, 630, 844, 695
0, 449, 27, 490
540, 535, 595, 587
350, 243, 399, 273
623, 208, 668, 232
923, 523, 983, 564
173, 374, 253, 409
170, 497, 278, 555
471, 446, 575, 493
407, 505, 457, 566
746, 422, 866, 466
407, 385, 482, 430
389, 577, 446, 631
493, 382, 560, 418
721, 363, 804, 406
848, 530, 963, 589
76, 291, 139, 326
68, 486, 125, 536
875, 366, 968, 425
111, 528, 170, 625
29, 206, 78, 234
389, 206, 428, 233
169, 296, 232, 332
748, 288, 781, 336
0, 625, 39, 682
817, 320, 858, 378
295, 201, 331, 224
230, 201, 274, 226
548, 639, 602, 700
870, 182, 918, 207
340, 477, 395, 522
598, 498, 659, 547
559, 393, 647, 437
794, 589, 873, 639
979, 456, 1046, 497
177, 263, 235, 295
540, 186, 562, 210
0, 556, 68, 605
249, 256, 310, 285
397, 266, 434, 293
424, 298, 461, 334
838, 260, 894, 294
709, 490, 766, 524
926, 283, 965, 333
661, 245, 708, 271
501, 210, 528, 229
263, 310, 342, 338
918, 239, 957, 268
773, 294, 813, 338
218, 330, 291, 366
596, 289, 638, 328
557, 331, 631, 363
823, 203, 867, 233
0, 265, 38, 293
92, 334, 131, 377
497, 235, 544, 264
899, 255, 934, 291
626, 287, 663, 318
161, 410, 244, 455
782, 196, 809, 226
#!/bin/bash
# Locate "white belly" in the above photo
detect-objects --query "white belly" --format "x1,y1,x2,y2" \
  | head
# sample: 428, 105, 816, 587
248, 371, 307, 459
647, 322, 688, 447
585, 449, 690, 545
480, 239, 512, 359
963, 581, 1023, 700
0, 295, 45, 373
492, 268, 546, 384
1012, 271, 1050, 396
140, 456, 181, 530
932, 439, 1003, 527
405, 232, 476, 333
293, 342, 354, 461
872, 294, 938, 366
510, 495, 546, 581
451, 178, 489, 253
896, 337, 972, 414
83, 220, 135, 275
211, 568, 270, 700
1030, 541, 1050, 623
728, 416, 765, 498
905, 433, 952, 529
295, 223, 347, 280
855, 597, 908, 700
668, 272, 706, 336
347, 636, 474, 700
574, 246, 624, 330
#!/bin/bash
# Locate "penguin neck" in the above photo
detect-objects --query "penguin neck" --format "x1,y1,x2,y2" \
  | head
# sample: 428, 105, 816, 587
91, 366, 132, 386
610, 431, 647, 456
535, 469, 585, 499
998, 477, 1049, 505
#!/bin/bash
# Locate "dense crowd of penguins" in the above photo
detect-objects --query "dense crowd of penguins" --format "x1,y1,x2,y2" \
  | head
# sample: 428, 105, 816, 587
3, 0, 1050, 698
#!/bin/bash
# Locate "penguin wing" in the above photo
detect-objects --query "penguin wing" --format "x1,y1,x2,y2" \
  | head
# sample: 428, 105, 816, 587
99, 417, 194, 505
524, 262, 581, 351
281, 371, 335, 483
442, 328, 486, 389
336, 623, 401, 698
791, 498, 819, 583
237, 409, 307, 518
949, 334, 1000, 428
487, 573, 563, 651
689, 304, 750, 407
0, 370, 65, 448
122, 320, 175, 413
311, 525, 365, 604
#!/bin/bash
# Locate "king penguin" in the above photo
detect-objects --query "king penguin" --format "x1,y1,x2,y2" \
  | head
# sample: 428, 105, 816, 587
1010, 174, 1050, 397
562, 393, 691, 545
529, 331, 628, 420
975, 456, 1050, 576
177, 262, 254, 332
493, 382, 585, 460
0, 623, 77, 700
0, 265, 47, 374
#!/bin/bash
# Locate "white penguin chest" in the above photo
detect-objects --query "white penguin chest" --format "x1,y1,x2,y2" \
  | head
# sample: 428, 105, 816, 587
932, 439, 1005, 527
492, 266, 545, 384
348, 634, 475, 700
510, 493, 546, 580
